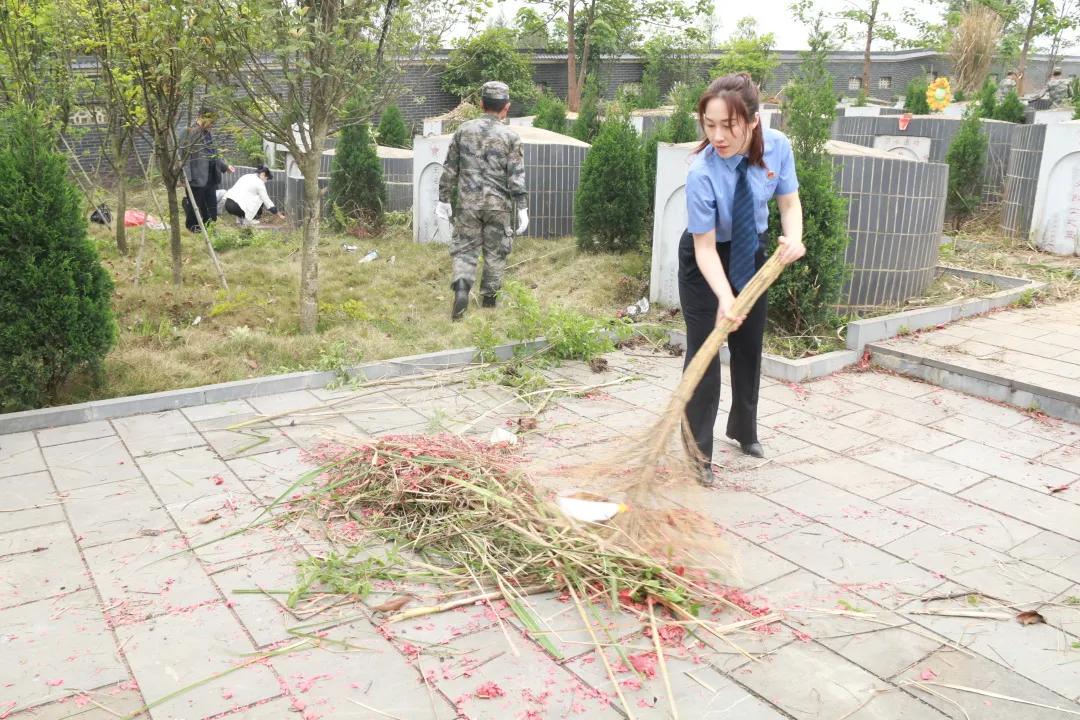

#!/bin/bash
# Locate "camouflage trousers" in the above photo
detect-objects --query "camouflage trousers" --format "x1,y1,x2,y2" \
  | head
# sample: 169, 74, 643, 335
450, 207, 514, 295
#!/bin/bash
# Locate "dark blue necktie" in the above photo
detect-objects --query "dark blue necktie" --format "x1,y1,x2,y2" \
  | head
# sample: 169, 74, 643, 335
729, 157, 757, 292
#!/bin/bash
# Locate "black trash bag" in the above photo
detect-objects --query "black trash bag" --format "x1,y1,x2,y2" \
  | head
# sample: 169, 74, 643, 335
89, 204, 112, 225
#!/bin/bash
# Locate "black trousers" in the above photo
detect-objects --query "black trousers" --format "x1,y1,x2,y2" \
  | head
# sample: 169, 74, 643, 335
678, 229, 768, 462
183, 184, 219, 232
224, 198, 264, 220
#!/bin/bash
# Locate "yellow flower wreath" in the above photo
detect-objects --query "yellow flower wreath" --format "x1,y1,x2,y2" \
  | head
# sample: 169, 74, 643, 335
927, 77, 953, 112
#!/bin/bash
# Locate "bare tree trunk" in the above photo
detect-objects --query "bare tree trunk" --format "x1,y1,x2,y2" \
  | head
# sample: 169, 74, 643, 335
567, 0, 578, 111
113, 133, 129, 255
575, 1, 596, 101
862, 0, 878, 94
1017, 0, 1040, 94
298, 147, 324, 335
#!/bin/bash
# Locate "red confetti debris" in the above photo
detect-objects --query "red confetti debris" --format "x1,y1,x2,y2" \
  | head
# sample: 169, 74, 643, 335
475, 682, 505, 699
212, 475, 225, 485
45, 679, 64, 687
919, 668, 937, 681
628, 652, 658, 678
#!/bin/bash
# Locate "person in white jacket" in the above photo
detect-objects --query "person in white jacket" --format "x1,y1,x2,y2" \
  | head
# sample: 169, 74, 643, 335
223, 166, 286, 226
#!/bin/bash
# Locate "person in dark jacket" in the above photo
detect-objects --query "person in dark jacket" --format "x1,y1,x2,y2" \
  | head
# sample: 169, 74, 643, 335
179, 107, 234, 232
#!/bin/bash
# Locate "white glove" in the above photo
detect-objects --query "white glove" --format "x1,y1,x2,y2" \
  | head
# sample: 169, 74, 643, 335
435, 202, 452, 220
516, 208, 529, 235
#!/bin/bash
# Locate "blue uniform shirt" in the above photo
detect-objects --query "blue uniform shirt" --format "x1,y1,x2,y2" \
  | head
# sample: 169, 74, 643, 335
685, 127, 799, 241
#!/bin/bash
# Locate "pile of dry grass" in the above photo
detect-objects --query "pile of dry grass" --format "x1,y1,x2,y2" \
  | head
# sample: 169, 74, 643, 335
950, 5, 1004, 94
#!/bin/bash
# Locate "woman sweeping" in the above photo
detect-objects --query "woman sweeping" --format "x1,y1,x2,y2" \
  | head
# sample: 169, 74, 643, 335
680, 73, 805, 487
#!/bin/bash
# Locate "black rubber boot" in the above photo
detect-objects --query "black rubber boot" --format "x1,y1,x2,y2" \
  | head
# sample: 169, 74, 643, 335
451, 279, 471, 321
481, 293, 497, 308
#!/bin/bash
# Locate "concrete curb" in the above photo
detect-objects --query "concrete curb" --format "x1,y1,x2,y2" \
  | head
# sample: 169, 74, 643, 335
667, 330, 860, 383
869, 344, 1080, 424
0, 338, 550, 435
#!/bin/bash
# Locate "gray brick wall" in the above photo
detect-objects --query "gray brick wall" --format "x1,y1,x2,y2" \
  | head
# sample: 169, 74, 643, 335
1001, 123, 1046, 240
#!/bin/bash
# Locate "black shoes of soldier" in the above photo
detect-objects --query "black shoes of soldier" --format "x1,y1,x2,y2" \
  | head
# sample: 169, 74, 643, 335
451, 279, 470, 321
482, 294, 497, 308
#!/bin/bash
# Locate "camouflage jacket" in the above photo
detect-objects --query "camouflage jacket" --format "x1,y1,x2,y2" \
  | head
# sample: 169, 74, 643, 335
438, 116, 528, 212
1047, 77, 1071, 105
997, 77, 1016, 98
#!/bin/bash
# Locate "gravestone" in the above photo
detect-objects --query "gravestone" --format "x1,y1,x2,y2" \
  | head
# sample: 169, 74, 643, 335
1001, 123, 1047, 239
1034, 110, 1075, 125
1030, 121, 1080, 256
872, 135, 933, 161
412, 126, 590, 244
508, 116, 535, 127
649, 140, 948, 309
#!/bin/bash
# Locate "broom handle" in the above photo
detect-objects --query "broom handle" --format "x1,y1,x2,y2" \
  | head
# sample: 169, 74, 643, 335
634, 251, 787, 486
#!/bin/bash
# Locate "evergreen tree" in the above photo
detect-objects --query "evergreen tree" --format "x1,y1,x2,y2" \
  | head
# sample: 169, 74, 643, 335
570, 77, 602, 143
329, 98, 386, 230
993, 89, 1026, 123
945, 106, 988, 229
0, 106, 116, 411
575, 114, 646, 253
768, 20, 851, 334
377, 105, 410, 148
976, 77, 997, 119
533, 91, 568, 133
904, 76, 931, 114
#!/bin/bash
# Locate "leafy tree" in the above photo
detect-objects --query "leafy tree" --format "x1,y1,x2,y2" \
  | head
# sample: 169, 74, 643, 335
977, 76, 998, 118
442, 27, 536, 106
377, 105, 409, 148
532, 90, 568, 133
0, 0, 78, 125
904, 76, 931, 113
712, 18, 779, 91
1013, 0, 1076, 94
0, 106, 116, 411
945, 106, 987, 228
855, 88, 868, 106
994, 88, 1027, 122
514, 7, 556, 49
194, 0, 449, 333
330, 103, 386, 231
575, 113, 646, 252
768, 18, 850, 335
793, 0, 898, 94
640, 32, 705, 108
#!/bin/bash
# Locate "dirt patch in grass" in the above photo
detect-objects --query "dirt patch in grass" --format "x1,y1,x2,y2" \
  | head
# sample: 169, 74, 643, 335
62, 213, 649, 405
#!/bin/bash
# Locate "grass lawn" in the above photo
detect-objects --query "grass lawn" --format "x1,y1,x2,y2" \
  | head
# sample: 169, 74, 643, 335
64, 217, 652, 406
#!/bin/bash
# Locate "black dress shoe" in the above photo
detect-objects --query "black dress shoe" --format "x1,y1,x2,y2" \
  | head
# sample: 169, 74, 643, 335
699, 465, 716, 487
481, 293, 497, 308
451, 279, 471, 321
740, 442, 765, 458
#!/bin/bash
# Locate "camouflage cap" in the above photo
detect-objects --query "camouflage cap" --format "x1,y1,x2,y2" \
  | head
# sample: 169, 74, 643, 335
481, 81, 510, 101
1053, 66, 1063, 73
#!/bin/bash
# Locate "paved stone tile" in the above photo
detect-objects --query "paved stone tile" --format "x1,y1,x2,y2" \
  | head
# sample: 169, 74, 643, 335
277, 412, 363, 451
900, 596, 1080, 701
824, 383, 953, 425
0, 432, 46, 479
118, 602, 279, 720
1009, 531, 1080, 584
936, 440, 1076, 494
732, 640, 948, 719
998, 348, 1080, 379
760, 407, 876, 453
768, 479, 923, 545
917, 387, 1031, 428
604, 379, 673, 408
734, 464, 813, 495
960, 478, 1080, 541
757, 570, 945, 679
856, 441, 987, 494
506, 591, 642, 661
112, 410, 204, 457
725, 533, 799, 589
227, 447, 318, 505
884, 525, 1072, 604
0, 590, 127, 713
880, 484, 1042, 553
61, 477, 173, 548
746, 424, 812, 457
931, 414, 1061, 460
344, 399, 429, 434
565, 648, 787, 719
271, 620, 455, 719
759, 382, 863, 419
196, 413, 296, 461
35, 420, 115, 448
244, 390, 323, 423
135, 446, 237, 506
180, 399, 257, 424
782, 454, 912, 500
843, 370, 937, 397
1011, 416, 1080, 445
0, 472, 65, 534
210, 550, 304, 648
6, 684, 145, 719
1048, 585, 1080, 637
837, 409, 960, 453
1037, 443, 1080, 477
967, 329, 1073, 359
168, 489, 282, 567
894, 649, 1080, 719
381, 595, 499, 646
765, 524, 943, 610
426, 625, 622, 719
685, 490, 811, 543
83, 531, 219, 624
42, 436, 142, 491
0, 523, 89, 608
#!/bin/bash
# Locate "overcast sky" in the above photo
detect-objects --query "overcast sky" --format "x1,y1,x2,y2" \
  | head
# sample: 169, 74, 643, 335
472, 0, 1079, 52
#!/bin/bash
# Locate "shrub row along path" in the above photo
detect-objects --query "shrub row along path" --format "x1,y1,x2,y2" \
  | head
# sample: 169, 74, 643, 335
2, 347, 1079, 719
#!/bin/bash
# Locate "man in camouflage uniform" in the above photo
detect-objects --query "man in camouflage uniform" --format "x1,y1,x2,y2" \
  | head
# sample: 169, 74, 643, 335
1045, 67, 1072, 107
436, 80, 529, 321
998, 70, 1017, 100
